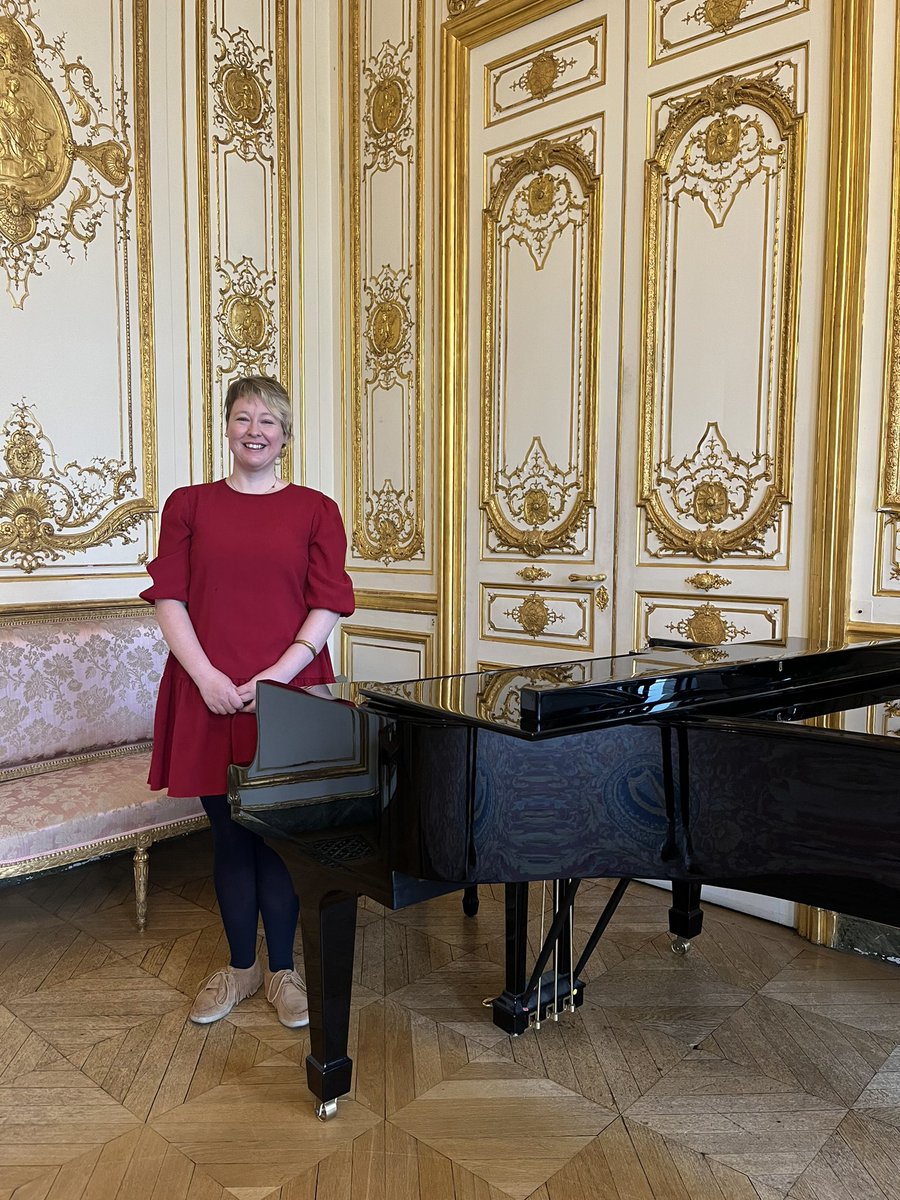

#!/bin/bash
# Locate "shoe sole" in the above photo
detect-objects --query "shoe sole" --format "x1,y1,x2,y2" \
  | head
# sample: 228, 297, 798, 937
277, 1014, 310, 1028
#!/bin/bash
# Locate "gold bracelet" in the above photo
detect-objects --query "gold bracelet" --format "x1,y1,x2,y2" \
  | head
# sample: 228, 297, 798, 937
294, 637, 318, 658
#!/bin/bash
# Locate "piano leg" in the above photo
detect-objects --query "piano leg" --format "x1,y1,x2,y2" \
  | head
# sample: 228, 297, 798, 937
491, 882, 530, 1035
669, 880, 703, 955
299, 889, 358, 1119
462, 885, 479, 917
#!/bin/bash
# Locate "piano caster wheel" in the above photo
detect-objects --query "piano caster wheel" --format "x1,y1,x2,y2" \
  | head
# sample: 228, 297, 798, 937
671, 936, 691, 956
315, 1099, 338, 1121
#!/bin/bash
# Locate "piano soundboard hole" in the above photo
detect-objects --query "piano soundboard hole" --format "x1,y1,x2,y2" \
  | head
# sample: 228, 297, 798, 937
315, 1100, 338, 1121
671, 937, 692, 956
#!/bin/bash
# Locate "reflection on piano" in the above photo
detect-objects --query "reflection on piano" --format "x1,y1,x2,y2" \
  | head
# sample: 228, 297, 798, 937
228, 638, 900, 1119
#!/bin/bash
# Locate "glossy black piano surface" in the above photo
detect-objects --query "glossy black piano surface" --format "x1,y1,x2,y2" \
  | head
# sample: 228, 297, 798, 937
229, 638, 900, 1118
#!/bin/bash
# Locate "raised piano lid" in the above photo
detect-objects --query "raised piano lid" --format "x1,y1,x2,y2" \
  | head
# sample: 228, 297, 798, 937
359, 637, 900, 736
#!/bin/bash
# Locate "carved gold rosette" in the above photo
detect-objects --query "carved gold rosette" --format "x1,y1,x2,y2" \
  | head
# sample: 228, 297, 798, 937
666, 602, 749, 645
482, 136, 601, 557
0, 403, 142, 572
0, 8, 132, 306
639, 73, 804, 561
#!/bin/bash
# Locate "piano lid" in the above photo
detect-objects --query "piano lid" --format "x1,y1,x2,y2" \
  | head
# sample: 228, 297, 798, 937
359, 638, 900, 737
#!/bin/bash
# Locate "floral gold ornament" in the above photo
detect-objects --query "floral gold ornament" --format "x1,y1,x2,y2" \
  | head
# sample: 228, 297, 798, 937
517, 565, 550, 581
504, 591, 564, 639
666, 602, 750, 645
685, 570, 731, 591
364, 265, 413, 390
692, 0, 747, 30
212, 30, 273, 161
640, 73, 802, 560
447, 0, 477, 13
358, 480, 420, 565
595, 585, 609, 612
516, 50, 575, 102
363, 48, 412, 171
216, 256, 276, 378
526, 173, 556, 216
0, 402, 142, 573
0, 9, 131, 306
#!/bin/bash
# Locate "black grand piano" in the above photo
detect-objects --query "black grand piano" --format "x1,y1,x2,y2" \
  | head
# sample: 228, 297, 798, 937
228, 638, 900, 1119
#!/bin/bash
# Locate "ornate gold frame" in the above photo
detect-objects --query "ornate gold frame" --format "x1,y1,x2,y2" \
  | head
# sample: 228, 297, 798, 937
878, 7, 900, 517
480, 135, 602, 556
349, 0, 426, 564
440, 0, 583, 674
638, 73, 805, 561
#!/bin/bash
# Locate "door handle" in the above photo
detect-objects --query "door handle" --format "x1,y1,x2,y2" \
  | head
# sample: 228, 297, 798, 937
567, 572, 607, 583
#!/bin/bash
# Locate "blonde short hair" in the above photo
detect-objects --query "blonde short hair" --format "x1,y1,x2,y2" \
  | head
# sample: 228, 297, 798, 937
224, 375, 292, 441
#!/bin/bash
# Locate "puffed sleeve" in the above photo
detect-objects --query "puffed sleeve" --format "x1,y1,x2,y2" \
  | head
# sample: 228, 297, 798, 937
305, 494, 355, 615
139, 487, 193, 604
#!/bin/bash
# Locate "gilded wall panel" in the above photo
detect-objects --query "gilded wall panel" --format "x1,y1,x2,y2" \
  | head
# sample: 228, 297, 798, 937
340, 623, 433, 682
481, 583, 593, 648
484, 17, 605, 128
348, 0, 425, 566
877, 8, 900, 593
637, 591, 786, 647
197, 0, 291, 482
651, 0, 807, 64
0, 0, 155, 582
481, 123, 601, 559
639, 59, 804, 564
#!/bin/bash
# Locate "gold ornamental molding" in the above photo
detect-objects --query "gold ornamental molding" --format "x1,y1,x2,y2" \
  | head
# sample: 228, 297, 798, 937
349, 2, 425, 566
652, 0, 807, 63
0, 402, 144, 572
0, 6, 132, 307
807, 0, 873, 647
440, 0, 583, 673
665, 602, 749, 646
198, 2, 292, 483
481, 134, 601, 557
639, 71, 804, 562
878, 7, 900, 521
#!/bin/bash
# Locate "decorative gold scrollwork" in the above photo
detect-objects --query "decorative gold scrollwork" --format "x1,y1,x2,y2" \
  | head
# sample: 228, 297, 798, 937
595, 585, 609, 613
666, 602, 749, 645
640, 73, 802, 560
216, 257, 276, 377
0, 402, 143, 573
517, 565, 550, 582
690, 0, 748, 32
364, 265, 413, 389
212, 29, 273, 161
482, 134, 600, 557
363, 45, 412, 171
0, 10, 131, 306
685, 570, 732, 591
511, 50, 578, 103
447, 0, 477, 14
505, 591, 564, 639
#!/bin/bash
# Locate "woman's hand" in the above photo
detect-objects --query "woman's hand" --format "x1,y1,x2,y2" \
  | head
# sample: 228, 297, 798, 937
236, 664, 296, 713
197, 668, 245, 715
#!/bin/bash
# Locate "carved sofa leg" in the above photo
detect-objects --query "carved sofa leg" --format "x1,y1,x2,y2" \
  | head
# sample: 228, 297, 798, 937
133, 832, 153, 930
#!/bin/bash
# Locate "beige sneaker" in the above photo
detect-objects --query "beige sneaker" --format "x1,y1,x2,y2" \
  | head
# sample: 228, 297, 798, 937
265, 968, 310, 1028
189, 960, 262, 1024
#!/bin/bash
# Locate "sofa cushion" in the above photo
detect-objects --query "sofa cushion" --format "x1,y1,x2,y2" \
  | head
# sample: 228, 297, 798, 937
0, 612, 167, 775
0, 751, 204, 866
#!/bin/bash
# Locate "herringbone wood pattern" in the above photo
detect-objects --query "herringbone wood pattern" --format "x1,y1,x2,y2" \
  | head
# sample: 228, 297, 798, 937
1, 835, 900, 1199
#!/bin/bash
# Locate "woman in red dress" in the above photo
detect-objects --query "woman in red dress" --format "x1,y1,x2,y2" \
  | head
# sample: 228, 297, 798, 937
141, 375, 354, 1027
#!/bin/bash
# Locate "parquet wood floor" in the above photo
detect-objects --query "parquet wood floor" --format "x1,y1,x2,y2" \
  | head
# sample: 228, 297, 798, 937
1, 834, 900, 1199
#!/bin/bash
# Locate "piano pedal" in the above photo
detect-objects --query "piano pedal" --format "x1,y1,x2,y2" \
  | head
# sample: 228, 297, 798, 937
315, 1099, 338, 1121
671, 936, 692, 956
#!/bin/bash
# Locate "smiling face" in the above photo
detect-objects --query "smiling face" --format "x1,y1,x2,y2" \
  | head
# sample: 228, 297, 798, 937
225, 392, 287, 475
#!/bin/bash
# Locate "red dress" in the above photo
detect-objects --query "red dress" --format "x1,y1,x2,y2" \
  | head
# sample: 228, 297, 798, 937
140, 480, 355, 797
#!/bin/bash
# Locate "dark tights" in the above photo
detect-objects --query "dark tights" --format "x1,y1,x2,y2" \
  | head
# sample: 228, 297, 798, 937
201, 794, 299, 971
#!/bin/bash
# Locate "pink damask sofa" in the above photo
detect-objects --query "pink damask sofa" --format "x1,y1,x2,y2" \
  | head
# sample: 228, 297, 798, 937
0, 603, 206, 928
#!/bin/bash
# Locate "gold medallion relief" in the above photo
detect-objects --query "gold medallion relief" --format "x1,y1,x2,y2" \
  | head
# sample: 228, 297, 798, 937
369, 300, 405, 355
526, 172, 556, 217
666, 602, 750, 645
221, 66, 264, 125
505, 592, 563, 639
523, 486, 550, 527
692, 479, 729, 524
523, 51, 561, 101
370, 78, 403, 135
704, 114, 742, 165
225, 295, 268, 351
702, 0, 747, 30
0, 12, 131, 304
